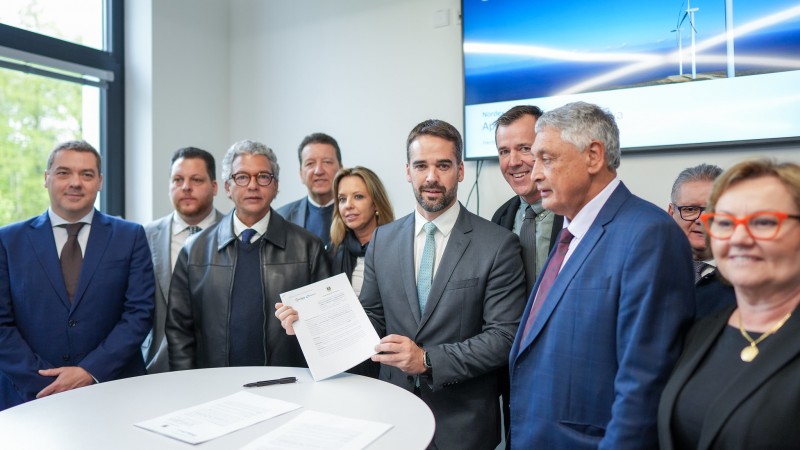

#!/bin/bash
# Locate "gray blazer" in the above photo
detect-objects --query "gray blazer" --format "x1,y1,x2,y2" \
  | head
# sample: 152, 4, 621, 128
142, 209, 223, 373
360, 204, 526, 450
276, 197, 307, 228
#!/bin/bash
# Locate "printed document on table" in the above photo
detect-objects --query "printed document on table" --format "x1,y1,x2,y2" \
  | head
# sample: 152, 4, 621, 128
280, 273, 380, 381
135, 391, 301, 444
239, 410, 393, 450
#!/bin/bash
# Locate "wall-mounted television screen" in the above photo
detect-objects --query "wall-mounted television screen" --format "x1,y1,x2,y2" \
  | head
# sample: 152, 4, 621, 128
462, 0, 800, 160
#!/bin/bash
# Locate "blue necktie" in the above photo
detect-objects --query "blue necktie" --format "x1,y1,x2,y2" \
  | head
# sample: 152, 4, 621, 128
417, 222, 437, 314
241, 228, 257, 247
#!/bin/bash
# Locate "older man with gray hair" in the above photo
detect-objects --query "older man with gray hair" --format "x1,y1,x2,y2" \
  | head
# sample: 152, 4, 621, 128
166, 140, 330, 370
509, 102, 695, 450
668, 163, 735, 320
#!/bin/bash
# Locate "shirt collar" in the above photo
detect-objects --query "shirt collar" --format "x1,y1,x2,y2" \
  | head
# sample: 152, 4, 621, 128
563, 177, 620, 240
48, 208, 94, 227
519, 196, 544, 210
172, 209, 218, 235
414, 201, 460, 238
307, 195, 334, 208
232, 209, 270, 239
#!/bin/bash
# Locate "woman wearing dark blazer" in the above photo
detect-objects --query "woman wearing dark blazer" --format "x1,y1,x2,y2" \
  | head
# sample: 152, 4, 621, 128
328, 166, 394, 294
328, 166, 394, 379
658, 159, 800, 450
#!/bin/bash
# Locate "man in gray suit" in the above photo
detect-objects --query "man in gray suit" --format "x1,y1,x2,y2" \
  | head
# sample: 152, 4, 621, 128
142, 147, 223, 373
276, 132, 342, 249
277, 119, 526, 449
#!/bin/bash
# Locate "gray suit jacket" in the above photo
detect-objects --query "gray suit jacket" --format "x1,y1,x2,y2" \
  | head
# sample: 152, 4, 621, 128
276, 197, 307, 228
360, 204, 527, 450
142, 209, 223, 373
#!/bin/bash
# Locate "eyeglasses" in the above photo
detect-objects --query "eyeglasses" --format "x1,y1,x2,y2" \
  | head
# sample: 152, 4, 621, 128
671, 204, 706, 221
230, 172, 275, 187
700, 211, 800, 240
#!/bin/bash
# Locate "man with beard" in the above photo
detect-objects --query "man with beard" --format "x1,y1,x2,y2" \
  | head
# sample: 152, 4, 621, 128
277, 119, 526, 449
142, 147, 224, 373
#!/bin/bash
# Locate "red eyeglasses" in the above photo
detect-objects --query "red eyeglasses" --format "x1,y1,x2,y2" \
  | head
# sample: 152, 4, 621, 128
700, 211, 800, 240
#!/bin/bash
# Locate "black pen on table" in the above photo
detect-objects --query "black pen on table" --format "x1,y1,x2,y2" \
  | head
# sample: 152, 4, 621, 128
243, 376, 298, 388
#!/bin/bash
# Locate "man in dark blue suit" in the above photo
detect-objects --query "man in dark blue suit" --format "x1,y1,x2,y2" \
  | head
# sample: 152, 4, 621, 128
0, 140, 154, 411
276, 132, 342, 249
508, 102, 695, 449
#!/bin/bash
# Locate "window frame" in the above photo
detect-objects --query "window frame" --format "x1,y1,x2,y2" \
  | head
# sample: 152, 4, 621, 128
0, 0, 125, 216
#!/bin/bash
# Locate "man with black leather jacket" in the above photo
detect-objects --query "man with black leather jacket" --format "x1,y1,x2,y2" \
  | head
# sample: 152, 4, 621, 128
166, 140, 330, 370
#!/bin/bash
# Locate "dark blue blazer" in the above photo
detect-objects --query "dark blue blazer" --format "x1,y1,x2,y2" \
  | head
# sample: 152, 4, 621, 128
0, 210, 154, 410
509, 183, 695, 450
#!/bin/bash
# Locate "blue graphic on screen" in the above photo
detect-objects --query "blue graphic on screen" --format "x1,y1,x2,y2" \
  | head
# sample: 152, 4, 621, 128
462, 0, 800, 158
464, 0, 800, 103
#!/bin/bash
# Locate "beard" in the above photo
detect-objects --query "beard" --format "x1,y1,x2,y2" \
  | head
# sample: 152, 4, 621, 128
414, 182, 456, 213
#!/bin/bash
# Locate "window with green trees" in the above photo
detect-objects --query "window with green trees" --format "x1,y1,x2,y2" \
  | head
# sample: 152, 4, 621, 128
0, 0, 123, 225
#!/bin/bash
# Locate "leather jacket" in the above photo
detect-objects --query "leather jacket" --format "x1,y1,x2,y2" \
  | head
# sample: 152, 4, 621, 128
166, 210, 331, 370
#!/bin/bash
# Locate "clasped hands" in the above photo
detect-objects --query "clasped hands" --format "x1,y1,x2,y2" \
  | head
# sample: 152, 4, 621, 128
274, 303, 427, 375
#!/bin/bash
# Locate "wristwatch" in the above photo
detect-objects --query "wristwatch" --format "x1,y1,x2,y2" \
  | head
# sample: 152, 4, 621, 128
423, 351, 432, 370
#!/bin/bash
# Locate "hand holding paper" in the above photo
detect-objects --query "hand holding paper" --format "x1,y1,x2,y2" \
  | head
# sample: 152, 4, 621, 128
278, 273, 381, 381
274, 303, 299, 335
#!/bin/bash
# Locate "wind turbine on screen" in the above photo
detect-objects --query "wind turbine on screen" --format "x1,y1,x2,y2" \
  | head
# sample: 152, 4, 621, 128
686, 0, 700, 79
671, 1, 686, 76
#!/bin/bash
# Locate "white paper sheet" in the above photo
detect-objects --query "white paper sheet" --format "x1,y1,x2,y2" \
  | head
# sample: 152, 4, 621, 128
279, 273, 381, 381
239, 410, 393, 450
135, 391, 301, 444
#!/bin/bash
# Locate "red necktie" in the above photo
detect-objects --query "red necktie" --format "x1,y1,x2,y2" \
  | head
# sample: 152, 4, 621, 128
521, 228, 574, 341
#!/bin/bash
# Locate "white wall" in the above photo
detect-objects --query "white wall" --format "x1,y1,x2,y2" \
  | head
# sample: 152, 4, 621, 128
127, 0, 799, 222
125, 0, 232, 223
227, 0, 466, 218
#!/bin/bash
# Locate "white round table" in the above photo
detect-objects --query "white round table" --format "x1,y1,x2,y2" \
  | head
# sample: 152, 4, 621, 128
0, 367, 434, 449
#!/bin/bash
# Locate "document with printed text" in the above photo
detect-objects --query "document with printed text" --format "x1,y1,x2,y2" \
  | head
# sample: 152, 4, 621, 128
239, 410, 393, 450
280, 273, 381, 381
135, 391, 301, 444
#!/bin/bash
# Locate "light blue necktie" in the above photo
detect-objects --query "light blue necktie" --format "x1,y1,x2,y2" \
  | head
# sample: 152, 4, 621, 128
417, 222, 437, 314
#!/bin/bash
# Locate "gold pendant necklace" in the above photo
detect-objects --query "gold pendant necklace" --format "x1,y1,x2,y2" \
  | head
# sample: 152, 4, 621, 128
737, 311, 792, 362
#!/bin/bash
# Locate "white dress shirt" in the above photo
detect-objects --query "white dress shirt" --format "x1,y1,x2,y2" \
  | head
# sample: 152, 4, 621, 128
49, 208, 94, 257
413, 202, 460, 282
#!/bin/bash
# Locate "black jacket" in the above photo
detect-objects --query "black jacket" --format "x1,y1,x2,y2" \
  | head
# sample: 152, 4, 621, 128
166, 210, 331, 370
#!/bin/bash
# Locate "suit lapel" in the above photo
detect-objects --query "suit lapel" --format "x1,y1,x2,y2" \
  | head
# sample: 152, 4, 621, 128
499, 197, 519, 230
658, 310, 730, 449
296, 198, 308, 227
28, 212, 71, 308
697, 310, 800, 450
152, 216, 173, 303
518, 184, 630, 352
393, 215, 422, 324
418, 208, 471, 331
72, 211, 112, 308
549, 214, 564, 253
